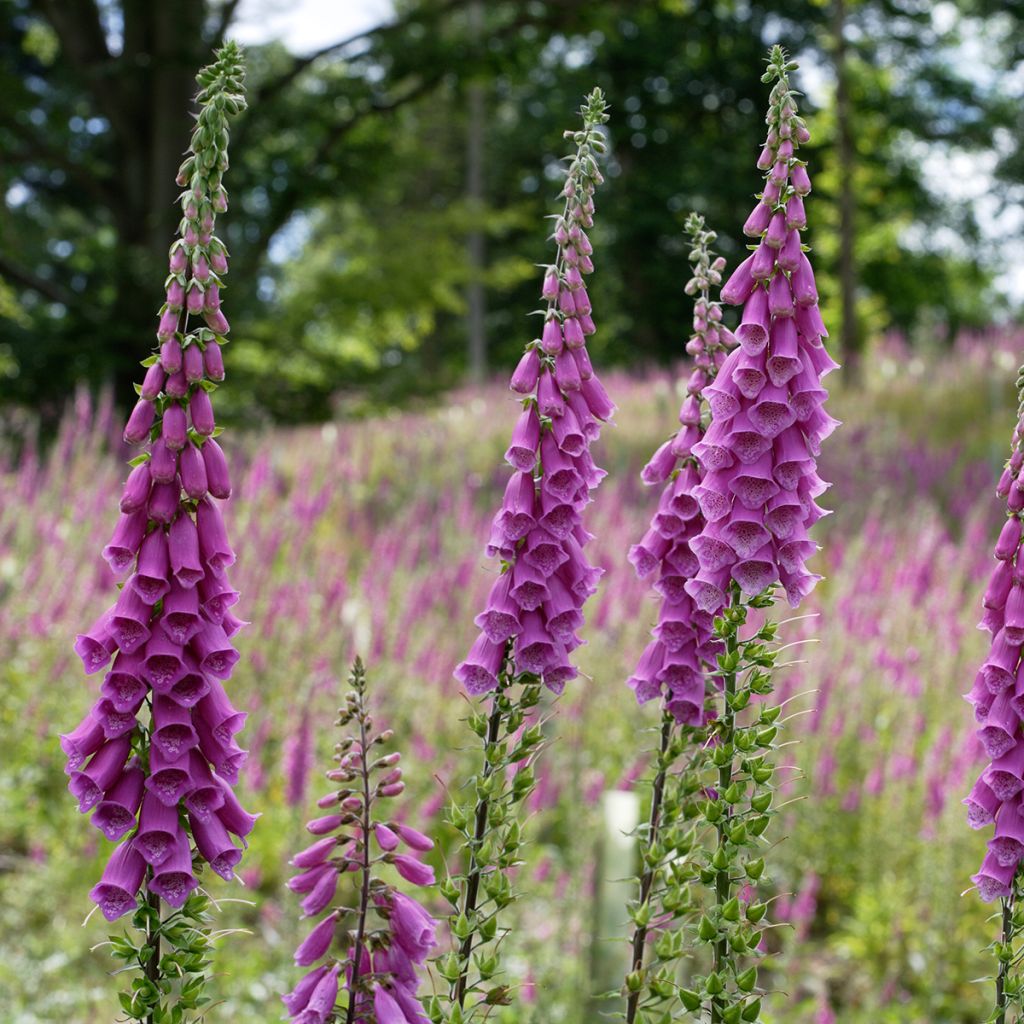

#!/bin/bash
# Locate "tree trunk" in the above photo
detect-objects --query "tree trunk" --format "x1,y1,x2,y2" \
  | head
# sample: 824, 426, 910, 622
465, 0, 487, 383
833, 0, 860, 383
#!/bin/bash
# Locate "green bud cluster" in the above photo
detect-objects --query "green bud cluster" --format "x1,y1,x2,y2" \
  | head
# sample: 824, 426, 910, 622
108, 892, 216, 1024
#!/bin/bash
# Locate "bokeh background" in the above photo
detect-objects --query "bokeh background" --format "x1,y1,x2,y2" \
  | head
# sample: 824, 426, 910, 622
3, 1, 1024, 1021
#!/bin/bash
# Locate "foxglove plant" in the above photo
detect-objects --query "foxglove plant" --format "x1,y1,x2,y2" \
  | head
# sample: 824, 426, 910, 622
282, 658, 438, 1024
625, 48, 837, 1023
59, 43, 252, 1022
965, 365, 1024, 1022
434, 89, 611, 1022
622, 214, 732, 1022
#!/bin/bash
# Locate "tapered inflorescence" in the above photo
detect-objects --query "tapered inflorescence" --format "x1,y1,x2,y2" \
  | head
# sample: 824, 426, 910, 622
454, 89, 613, 697
967, 376, 1024, 903
627, 214, 733, 724
61, 44, 254, 923
689, 50, 838, 615
282, 659, 437, 1024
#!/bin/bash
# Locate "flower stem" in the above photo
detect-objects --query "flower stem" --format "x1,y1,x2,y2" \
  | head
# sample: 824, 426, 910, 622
454, 683, 507, 1007
624, 714, 674, 1024
144, 884, 160, 1024
711, 620, 739, 1024
346, 681, 373, 1024
997, 892, 1014, 1024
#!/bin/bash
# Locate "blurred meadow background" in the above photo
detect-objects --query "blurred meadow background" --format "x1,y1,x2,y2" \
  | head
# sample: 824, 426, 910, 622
4, 1, 1024, 1022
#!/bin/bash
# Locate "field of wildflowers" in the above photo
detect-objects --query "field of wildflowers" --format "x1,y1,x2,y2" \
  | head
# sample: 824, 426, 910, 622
0, 326, 1018, 1023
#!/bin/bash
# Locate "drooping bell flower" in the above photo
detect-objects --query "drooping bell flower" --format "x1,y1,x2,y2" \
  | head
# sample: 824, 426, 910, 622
626, 213, 732, 722
61, 43, 254, 924
693, 52, 839, 613
455, 89, 612, 696
966, 390, 1024, 903
281, 659, 437, 1022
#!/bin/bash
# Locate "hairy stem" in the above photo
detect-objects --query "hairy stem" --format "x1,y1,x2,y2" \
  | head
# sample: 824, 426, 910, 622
454, 685, 506, 1006
711, 622, 739, 1024
624, 714, 674, 1024
997, 891, 1014, 1024
144, 884, 160, 1024
345, 704, 373, 1024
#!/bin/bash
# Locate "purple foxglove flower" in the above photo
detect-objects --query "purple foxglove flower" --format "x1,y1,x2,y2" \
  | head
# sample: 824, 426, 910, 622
168, 512, 204, 588
89, 840, 146, 921
392, 854, 434, 886
146, 742, 194, 806
147, 437, 177, 484
505, 406, 541, 471
182, 750, 225, 822
282, 965, 331, 1017
453, 95, 610, 696
295, 911, 340, 967
61, 713, 107, 771
190, 812, 242, 880
149, 829, 199, 907
131, 528, 171, 604
191, 621, 239, 679
179, 442, 208, 499
119, 461, 153, 514
142, 362, 168, 402
190, 388, 216, 436
92, 761, 145, 840
510, 347, 541, 394
102, 510, 148, 576
393, 824, 434, 853
68, 735, 132, 812
67, 56, 252, 945
201, 438, 231, 498
374, 986, 407, 1024
215, 777, 259, 838
152, 694, 199, 761
196, 498, 236, 573
162, 402, 188, 450
124, 399, 156, 445
183, 341, 204, 382
165, 370, 189, 398
203, 340, 226, 380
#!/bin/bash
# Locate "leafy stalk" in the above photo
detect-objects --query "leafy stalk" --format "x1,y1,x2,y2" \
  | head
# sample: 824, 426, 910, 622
345, 661, 374, 1024
432, 662, 544, 1022
689, 586, 780, 1024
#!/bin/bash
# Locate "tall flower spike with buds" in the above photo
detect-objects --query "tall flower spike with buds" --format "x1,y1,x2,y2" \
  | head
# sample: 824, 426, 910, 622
695, 46, 839, 614
437, 90, 611, 1024
281, 658, 437, 1024
622, 214, 732, 1024
627, 213, 733, 726
964, 365, 1024, 1022
625, 49, 838, 1024
59, 43, 251, 1023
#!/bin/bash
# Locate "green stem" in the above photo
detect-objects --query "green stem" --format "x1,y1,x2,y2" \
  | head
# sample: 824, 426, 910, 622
624, 714, 674, 1024
345, 704, 373, 1024
144, 884, 160, 1024
454, 682, 507, 1007
997, 891, 1014, 1024
711, 619, 739, 1024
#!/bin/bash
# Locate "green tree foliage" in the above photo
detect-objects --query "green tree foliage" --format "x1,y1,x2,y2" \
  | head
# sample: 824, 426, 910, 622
0, 0, 1015, 419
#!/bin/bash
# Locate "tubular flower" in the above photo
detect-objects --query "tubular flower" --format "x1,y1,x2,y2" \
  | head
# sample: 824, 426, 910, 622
967, 387, 1024, 902
62, 44, 254, 923
454, 89, 612, 697
282, 659, 437, 1023
691, 56, 839, 613
627, 213, 733, 723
